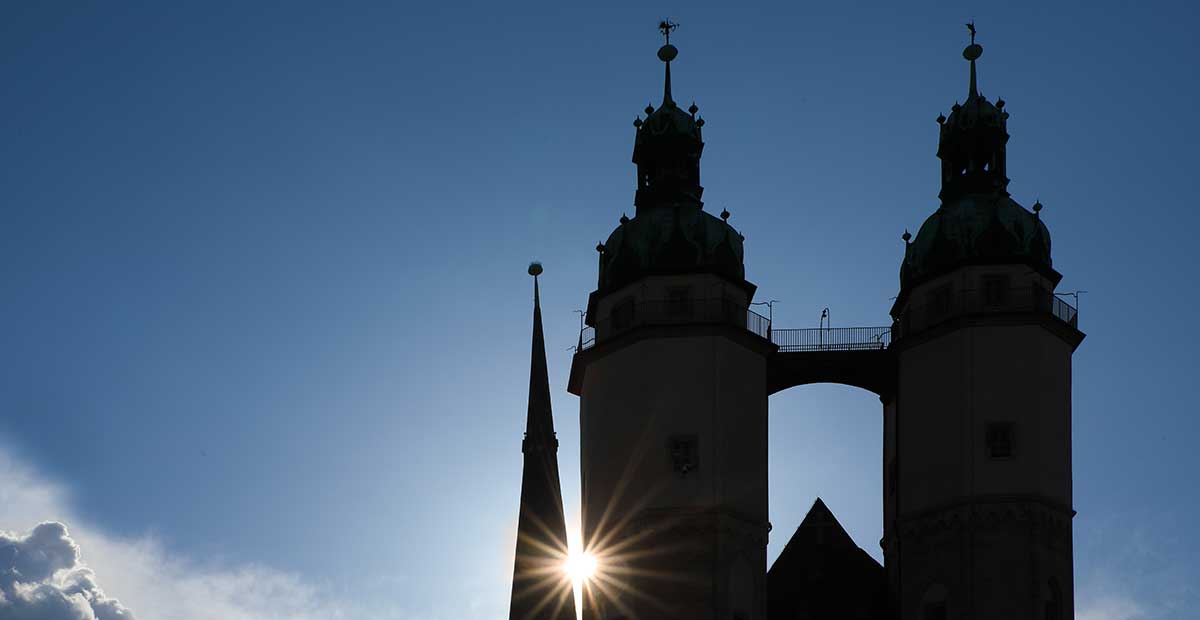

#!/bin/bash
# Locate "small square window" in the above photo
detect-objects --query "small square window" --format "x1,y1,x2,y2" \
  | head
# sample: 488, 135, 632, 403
986, 422, 1015, 459
930, 284, 953, 317
923, 602, 947, 620
668, 435, 698, 476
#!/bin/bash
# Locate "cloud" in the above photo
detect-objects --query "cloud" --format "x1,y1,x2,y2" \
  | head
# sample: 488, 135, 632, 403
1077, 595, 1145, 620
0, 521, 134, 620
0, 445, 368, 620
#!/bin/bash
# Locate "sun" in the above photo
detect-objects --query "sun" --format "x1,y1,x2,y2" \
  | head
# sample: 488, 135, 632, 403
563, 550, 597, 586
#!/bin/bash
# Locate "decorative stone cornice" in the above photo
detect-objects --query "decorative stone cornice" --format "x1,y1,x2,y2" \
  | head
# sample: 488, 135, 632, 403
629, 506, 771, 549
897, 496, 1073, 548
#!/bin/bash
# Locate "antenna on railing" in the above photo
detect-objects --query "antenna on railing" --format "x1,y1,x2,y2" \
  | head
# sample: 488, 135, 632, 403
1055, 290, 1087, 312
574, 309, 585, 353
751, 299, 780, 340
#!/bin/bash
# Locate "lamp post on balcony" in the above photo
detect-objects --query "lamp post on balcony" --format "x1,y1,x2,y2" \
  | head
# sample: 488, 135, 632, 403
819, 308, 830, 347
751, 300, 779, 340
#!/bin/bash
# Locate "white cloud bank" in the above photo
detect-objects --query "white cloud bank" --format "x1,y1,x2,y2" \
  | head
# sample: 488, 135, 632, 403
0, 446, 364, 620
1077, 595, 1146, 620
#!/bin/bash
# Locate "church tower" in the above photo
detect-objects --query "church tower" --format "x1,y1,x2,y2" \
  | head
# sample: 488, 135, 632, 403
509, 264, 578, 620
567, 23, 774, 620
884, 27, 1084, 620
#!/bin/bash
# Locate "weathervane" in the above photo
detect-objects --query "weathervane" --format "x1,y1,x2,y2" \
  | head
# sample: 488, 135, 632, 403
966, 21, 976, 44
659, 19, 679, 44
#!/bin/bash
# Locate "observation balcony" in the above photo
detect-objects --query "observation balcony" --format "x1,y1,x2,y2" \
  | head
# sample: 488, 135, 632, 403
576, 297, 771, 353
892, 284, 1079, 341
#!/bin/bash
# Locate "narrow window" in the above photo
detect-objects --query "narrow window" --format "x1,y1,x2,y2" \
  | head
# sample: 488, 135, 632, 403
929, 284, 953, 318
983, 275, 1009, 307
888, 459, 898, 495
668, 435, 698, 475
986, 422, 1015, 459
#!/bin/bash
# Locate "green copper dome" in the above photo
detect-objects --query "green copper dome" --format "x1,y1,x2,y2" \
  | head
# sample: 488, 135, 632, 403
598, 207, 745, 291
901, 195, 1052, 290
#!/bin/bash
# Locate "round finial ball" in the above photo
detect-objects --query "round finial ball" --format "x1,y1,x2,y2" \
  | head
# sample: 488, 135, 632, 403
658, 44, 678, 63
644, 104, 655, 115
936, 114, 946, 125
720, 208, 730, 221
596, 243, 605, 253
902, 230, 912, 242
633, 117, 643, 128
1033, 201, 1043, 213
963, 43, 983, 61
688, 102, 699, 115
619, 213, 630, 225
528, 262, 543, 277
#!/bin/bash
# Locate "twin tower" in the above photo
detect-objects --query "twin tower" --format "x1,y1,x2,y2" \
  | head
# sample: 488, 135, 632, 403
510, 25, 1083, 620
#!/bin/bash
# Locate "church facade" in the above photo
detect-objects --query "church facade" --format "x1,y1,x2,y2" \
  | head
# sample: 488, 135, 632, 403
510, 24, 1084, 620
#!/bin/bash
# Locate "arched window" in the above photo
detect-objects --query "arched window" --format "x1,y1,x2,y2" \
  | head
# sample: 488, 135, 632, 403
920, 584, 948, 620
1045, 578, 1063, 620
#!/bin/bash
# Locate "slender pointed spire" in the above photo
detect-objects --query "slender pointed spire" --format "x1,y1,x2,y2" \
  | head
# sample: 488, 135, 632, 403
509, 262, 576, 620
524, 262, 554, 440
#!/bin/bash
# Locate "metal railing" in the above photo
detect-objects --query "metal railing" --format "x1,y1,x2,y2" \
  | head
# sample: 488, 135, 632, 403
576, 285, 1079, 354
894, 285, 1079, 339
771, 326, 892, 352
577, 298, 771, 352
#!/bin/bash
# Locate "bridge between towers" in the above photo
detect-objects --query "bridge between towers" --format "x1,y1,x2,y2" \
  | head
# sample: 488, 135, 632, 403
767, 327, 895, 397
571, 305, 896, 399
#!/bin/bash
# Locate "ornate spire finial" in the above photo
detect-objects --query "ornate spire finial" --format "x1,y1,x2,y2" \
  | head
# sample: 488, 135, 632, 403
963, 22, 983, 99
657, 20, 679, 105
659, 19, 678, 43
528, 261, 543, 305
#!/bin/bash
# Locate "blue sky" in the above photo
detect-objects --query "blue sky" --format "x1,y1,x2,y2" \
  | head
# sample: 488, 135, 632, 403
2, 1, 1198, 618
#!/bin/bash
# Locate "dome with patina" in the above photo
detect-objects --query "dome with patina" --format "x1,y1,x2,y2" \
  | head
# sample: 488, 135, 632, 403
901, 195, 1052, 290
598, 206, 745, 292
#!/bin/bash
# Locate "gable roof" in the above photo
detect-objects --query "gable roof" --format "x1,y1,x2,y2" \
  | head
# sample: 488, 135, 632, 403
767, 498, 888, 620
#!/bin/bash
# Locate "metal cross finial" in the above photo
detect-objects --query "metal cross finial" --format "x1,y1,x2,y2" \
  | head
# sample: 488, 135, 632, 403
966, 22, 976, 44
659, 19, 679, 43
